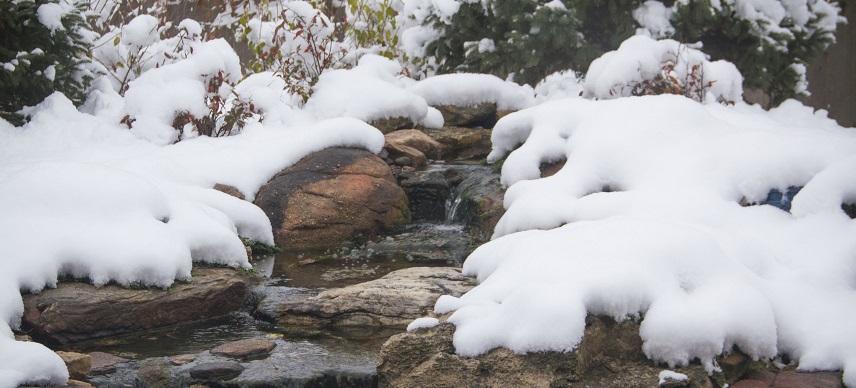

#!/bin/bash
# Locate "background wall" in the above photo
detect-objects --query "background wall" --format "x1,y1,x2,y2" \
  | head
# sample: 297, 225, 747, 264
802, 0, 855, 127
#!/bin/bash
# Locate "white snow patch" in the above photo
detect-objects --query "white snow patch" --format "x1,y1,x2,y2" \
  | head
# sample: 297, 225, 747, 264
658, 370, 688, 386
407, 317, 440, 332
410, 73, 535, 111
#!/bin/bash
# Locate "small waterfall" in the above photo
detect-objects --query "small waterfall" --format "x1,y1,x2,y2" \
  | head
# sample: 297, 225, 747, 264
445, 195, 463, 224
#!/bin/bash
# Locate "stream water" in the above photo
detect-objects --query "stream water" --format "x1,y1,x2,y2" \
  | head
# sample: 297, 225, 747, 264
61, 162, 499, 387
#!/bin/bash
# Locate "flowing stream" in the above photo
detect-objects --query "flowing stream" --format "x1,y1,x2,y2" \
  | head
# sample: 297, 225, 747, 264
62, 162, 500, 387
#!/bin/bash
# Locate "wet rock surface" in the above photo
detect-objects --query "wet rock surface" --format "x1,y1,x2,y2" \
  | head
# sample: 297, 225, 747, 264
21, 268, 252, 345
398, 171, 451, 221
254, 147, 411, 248
271, 267, 476, 327
56, 351, 91, 381
189, 361, 245, 381
377, 316, 711, 388
434, 102, 498, 128
211, 338, 277, 360
88, 351, 128, 375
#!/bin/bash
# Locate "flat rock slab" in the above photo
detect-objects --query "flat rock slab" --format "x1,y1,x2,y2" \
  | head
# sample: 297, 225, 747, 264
211, 339, 277, 359
88, 352, 128, 375
272, 267, 476, 327
22, 268, 252, 345
189, 361, 245, 381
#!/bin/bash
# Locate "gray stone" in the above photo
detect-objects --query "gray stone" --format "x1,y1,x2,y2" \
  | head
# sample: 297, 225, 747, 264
273, 267, 476, 327
189, 361, 245, 381
22, 268, 252, 345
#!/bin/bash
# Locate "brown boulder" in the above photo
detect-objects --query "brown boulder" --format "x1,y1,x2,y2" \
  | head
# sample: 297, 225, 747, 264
422, 126, 492, 160
378, 316, 711, 388
271, 267, 475, 327
22, 268, 252, 345
385, 129, 446, 160
772, 370, 843, 388
369, 117, 415, 134
254, 148, 411, 248
56, 351, 91, 381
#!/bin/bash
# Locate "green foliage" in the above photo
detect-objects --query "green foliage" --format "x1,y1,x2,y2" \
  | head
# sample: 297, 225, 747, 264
241, 237, 281, 256
426, 0, 639, 85
670, 0, 838, 105
346, 0, 402, 61
418, 0, 841, 103
0, 0, 94, 124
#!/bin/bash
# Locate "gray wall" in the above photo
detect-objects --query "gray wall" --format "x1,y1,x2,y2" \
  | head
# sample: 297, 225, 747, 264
802, 0, 856, 127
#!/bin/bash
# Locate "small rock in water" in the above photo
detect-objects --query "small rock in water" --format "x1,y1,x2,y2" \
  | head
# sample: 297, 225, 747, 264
136, 359, 173, 388
189, 361, 245, 381
211, 339, 277, 360
169, 354, 196, 366
88, 352, 128, 375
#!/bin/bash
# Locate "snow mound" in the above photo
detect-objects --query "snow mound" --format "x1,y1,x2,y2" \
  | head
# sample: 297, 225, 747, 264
446, 95, 856, 382
410, 73, 536, 111
307, 55, 430, 125
407, 317, 440, 332
583, 35, 743, 104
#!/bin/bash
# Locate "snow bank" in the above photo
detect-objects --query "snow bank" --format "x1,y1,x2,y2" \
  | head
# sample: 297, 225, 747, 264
444, 95, 856, 383
583, 35, 743, 104
306, 55, 430, 125
410, 73, 536, 111
0, 92, 384, 386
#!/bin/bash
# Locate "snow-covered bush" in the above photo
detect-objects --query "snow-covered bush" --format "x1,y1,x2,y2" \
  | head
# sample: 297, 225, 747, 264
401, 0, 843, 103
583, 35, 743, 104
0, 0, 96, 124
91, 15, 204, 95
344, 0, 406, 64
237, 1, 348, 102
120, 39, 251, 145
666, 0, 844, 105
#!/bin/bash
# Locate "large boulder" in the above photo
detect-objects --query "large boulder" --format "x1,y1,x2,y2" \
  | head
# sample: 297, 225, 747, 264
254, 148, 411, 248
266, 267, 475, 327
377, 316, 712, 388
22, 268, 252, 345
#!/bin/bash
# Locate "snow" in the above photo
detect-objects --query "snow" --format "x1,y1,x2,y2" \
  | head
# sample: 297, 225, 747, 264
633, 1, 674, 38
583, 35, 743, 104
410, 73, 536, 111
407, 317, 440, 331
36, 1, 72, 33
442, 94, 856, 384
121, 14, 160, 48
658, 370, 688, 386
